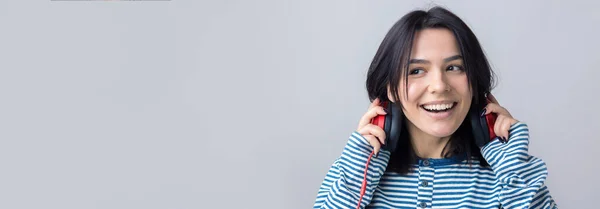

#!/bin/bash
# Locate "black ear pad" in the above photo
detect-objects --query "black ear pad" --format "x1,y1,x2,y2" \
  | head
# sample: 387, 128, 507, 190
469, 100, 491, 148
381, 102, 403, 152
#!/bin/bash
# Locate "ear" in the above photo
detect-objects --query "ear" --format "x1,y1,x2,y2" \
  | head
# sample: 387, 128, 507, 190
386, 85, 396, 102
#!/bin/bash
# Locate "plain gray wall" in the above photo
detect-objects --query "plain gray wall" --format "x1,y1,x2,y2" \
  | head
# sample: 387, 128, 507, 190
0, 0, 597, 208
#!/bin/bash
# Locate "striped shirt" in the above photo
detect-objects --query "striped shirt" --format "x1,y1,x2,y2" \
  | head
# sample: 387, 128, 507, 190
313, 122, 558, 208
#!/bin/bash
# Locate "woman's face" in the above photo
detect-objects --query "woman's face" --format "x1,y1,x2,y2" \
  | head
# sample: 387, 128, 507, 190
389, 28, 472, 139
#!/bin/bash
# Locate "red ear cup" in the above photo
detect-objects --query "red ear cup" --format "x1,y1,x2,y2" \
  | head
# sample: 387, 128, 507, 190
371, 101, 402, 152
485, 111, 497, 140
371, 101, 388, 130
484, 98, 498, 141
471, 96, 501, 148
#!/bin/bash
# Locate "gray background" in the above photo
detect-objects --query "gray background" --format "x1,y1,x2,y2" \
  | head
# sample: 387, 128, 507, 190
0, 0, 596, 208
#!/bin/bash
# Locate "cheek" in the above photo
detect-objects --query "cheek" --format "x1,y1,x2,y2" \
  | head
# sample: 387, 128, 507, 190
450, 75, 471, 96
400, 82, 424, 107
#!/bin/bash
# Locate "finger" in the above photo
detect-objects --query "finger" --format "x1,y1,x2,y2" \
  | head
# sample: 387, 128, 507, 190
363, 135, 381, 155
483, 102, 510, 116
357, 106, 387, 130
502, 120, 510, 142
362, 134, 376, 144
487, 93, 500, 105
358, 106, 387, 130
357, 124, 386, 145
366, 124, 387, 145
496, 115, 505, 140
368, 98, 381, 110
494, 115, 505, 141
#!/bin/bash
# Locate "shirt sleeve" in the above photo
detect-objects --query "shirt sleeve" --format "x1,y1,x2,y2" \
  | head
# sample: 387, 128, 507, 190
313, 131, 391, 209
481, 122, 559, 209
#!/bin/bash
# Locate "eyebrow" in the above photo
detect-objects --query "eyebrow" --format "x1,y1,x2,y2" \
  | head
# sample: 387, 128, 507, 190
409, 55, 463, 64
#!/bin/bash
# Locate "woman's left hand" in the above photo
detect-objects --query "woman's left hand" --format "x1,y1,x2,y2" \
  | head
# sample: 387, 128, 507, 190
482, 93, 519, 142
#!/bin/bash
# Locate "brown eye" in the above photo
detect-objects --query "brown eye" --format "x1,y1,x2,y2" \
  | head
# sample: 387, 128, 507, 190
410, 68, 425, 75
447, 65, 464, 71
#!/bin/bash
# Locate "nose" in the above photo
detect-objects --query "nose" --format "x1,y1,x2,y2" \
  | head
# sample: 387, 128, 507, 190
428, 69, 450, 94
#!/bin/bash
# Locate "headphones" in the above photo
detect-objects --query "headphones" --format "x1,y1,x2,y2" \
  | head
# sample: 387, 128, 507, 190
357, 95, 498, 209
371, 95, 498, 152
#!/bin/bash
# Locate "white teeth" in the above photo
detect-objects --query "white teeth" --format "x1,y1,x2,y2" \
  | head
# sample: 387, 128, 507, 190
423, 103, 454, 111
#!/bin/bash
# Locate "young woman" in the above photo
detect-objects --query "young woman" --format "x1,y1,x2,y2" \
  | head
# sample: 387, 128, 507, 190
313, 6, 558, 209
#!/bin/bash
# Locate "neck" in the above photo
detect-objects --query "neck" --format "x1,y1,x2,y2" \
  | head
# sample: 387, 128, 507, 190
407, 124, 452, 159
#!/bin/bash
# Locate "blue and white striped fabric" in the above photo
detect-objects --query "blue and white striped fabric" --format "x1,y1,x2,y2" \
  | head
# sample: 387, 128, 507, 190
313, 122, 558, 209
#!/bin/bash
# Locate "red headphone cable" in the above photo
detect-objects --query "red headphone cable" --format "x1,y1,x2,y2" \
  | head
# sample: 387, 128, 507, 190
357, 150, 375, 209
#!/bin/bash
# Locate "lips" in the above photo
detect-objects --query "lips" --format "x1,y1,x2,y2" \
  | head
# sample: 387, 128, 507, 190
420, 102, 457, 112
420, 102, 457, 120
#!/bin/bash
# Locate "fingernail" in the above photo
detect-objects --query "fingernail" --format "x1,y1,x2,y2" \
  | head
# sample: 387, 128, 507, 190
480, 108, 486, 117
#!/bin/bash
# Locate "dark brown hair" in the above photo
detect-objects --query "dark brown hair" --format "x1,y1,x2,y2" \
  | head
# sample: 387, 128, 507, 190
365, 6, 497, 174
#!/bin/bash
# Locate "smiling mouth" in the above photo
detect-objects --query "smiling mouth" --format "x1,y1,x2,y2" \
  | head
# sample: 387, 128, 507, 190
420, 102, 457, 113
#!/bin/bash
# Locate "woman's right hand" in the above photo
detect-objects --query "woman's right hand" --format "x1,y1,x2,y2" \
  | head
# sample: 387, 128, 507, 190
356, 98, 388, 156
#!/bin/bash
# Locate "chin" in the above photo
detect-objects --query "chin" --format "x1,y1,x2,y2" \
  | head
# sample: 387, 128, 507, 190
426, 124, 461, 138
